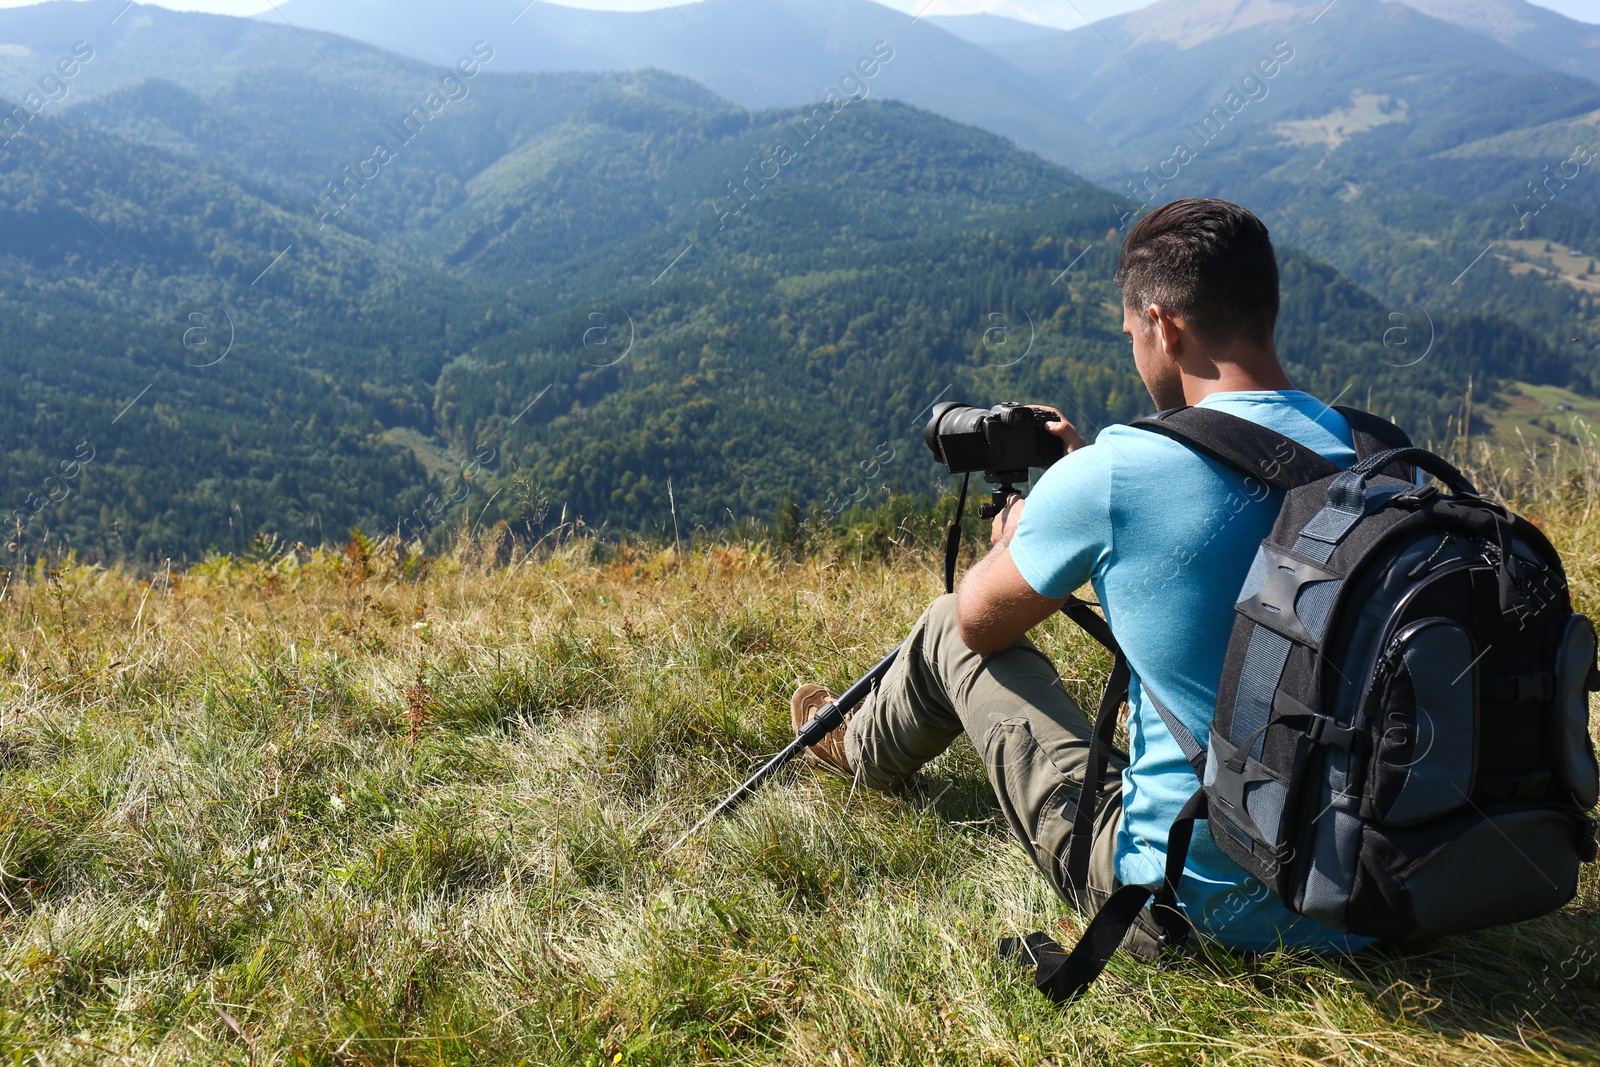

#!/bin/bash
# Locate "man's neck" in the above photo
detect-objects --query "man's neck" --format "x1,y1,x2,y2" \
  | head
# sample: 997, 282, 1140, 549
1182, 350, 1294, 405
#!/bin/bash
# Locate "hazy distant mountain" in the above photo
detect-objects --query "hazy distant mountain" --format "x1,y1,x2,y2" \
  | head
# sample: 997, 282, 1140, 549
1000, 0, 1600, 258
0, 0, 481, 111
923, 13, 1063, 44
987, 0, 1600, 80
2, 0, 1598, 560
1003, 0, 1577, 142
1055, 0, 1600, 200
1389, 0, 1600, 81
263, 0, 1110, 170
6, 44, 1564, 558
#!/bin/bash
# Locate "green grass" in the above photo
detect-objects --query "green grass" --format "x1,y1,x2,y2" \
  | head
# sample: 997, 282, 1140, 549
0, 513, 1597, 1065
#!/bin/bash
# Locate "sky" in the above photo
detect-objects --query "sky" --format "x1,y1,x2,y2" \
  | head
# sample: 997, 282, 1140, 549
0, 0, 1594, 28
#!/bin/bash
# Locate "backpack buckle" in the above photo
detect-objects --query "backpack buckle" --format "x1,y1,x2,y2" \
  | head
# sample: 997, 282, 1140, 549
1394, 484, 1439, 509
1148, 901, 1193, 949
1518, 673, 1555, 702
1306, 713, 1360, 751
1487, 672, 1557, 702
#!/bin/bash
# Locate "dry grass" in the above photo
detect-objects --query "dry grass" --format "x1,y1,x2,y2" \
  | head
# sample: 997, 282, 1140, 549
0, 489, 1596, 1065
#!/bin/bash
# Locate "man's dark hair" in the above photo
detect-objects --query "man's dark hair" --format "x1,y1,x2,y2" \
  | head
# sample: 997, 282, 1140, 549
1114, 198, 1279, 347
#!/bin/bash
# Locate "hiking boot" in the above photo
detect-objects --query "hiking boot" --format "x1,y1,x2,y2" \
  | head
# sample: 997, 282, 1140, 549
791, 683, 853, 780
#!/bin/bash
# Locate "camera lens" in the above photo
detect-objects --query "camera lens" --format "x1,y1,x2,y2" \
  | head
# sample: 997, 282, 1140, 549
924, 402, 994, 473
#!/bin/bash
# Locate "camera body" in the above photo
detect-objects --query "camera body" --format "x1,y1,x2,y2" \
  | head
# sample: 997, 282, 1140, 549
923, 401, 1064, 486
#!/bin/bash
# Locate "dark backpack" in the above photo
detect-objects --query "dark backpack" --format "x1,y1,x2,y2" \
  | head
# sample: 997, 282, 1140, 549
1005, 406, 1600, 1003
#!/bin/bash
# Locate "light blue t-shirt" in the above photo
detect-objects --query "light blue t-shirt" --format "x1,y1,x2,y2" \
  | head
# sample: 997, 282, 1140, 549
1009, 390, 1373, 954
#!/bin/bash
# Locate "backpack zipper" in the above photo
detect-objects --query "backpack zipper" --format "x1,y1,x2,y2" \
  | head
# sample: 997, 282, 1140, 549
1368, 616, 1458, 710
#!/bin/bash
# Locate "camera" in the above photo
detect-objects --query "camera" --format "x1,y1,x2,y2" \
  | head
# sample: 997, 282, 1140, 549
923, 401, 1064, 487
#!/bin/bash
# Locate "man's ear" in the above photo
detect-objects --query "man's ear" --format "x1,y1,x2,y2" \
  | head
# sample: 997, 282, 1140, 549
1148, 304, 1185, 360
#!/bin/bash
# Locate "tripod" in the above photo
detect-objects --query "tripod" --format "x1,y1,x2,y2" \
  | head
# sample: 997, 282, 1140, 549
977, 481, 1024, 521
670, 472, 1068, 852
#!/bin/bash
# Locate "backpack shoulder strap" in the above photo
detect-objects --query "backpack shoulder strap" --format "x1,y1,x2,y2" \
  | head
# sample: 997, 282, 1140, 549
1335, 406, 1412, 461
1001, 789, 1208, 1003
1335, 406, 1417, 482
1129, 406, 1341, 491
1057, 596, 1129, 902
1025, 604, 1209, 1005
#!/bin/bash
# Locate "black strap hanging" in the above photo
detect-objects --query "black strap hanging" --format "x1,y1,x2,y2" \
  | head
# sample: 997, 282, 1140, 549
1001, 790, 1208, 1003
943, 472, 970, 595
1008, 562, 1213, 1005
1059, 598, 1129, 901
935, 461, 1196, 1002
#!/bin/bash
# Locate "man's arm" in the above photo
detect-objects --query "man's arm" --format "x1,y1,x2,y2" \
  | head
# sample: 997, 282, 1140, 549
955, 404, 1088, 654
955, 497, 1068, 654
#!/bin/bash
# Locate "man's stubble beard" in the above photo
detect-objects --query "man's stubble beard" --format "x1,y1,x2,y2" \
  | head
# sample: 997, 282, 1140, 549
1142, 367, 1186, 411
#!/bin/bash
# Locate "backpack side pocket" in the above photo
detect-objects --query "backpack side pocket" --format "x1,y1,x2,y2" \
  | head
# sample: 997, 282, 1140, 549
1553, 614, 1599, 811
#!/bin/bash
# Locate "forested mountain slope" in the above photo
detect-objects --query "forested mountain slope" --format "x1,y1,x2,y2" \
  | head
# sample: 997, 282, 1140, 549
998, 0, 1600, 368
0, 17, 1584, 562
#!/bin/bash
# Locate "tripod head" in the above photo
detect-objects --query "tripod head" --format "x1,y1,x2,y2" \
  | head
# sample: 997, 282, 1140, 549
978, 482, 1025, 521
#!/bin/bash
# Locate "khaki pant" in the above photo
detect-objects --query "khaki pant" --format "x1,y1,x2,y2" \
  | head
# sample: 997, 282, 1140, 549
844, 594, 1164, 959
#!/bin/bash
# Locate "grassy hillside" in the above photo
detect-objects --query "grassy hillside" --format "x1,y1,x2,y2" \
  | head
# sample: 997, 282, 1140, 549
1, 458, 1597, 1065
1487, 381, 1600, 456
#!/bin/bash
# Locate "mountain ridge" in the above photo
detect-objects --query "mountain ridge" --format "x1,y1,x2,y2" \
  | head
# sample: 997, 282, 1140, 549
1, 0, 1597, 561
4, 62, 1566, 559
264, 0, 1110, 168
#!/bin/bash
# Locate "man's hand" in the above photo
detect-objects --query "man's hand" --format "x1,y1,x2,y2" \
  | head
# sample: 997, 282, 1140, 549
991, 494, 1024, 545
961, 491, 1064, 654
990, 405, 1087, 543
1029, 405, 1088, 453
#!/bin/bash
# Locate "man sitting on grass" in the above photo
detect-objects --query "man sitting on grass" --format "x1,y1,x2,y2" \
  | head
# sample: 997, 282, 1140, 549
792, 197, 1373, 959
